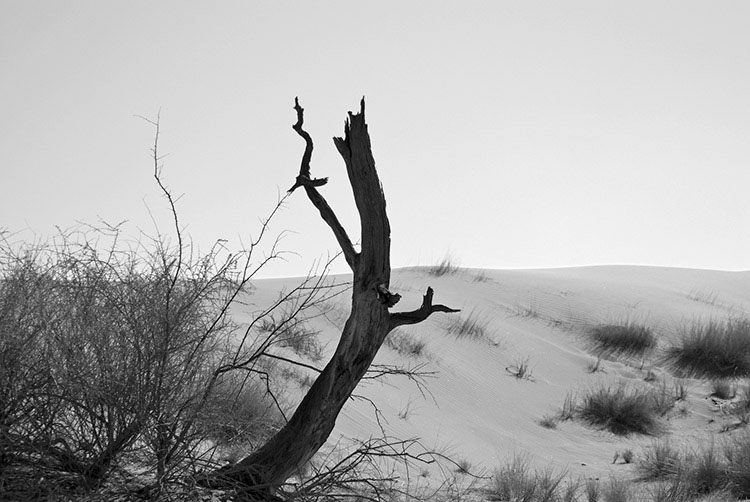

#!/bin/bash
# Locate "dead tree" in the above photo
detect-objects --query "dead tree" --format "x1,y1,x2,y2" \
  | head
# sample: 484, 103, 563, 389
204, 98, 459, 497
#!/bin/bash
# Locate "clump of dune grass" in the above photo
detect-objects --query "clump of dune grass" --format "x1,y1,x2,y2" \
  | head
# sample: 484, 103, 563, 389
512, 296, 541, 319
665, 318, 750, 379
587, 357, 604, 374
486, 455, 569, 502
447, 309, 491, 341
588, 321, 657, 359
724, 430, 750, 498
260, 316, 324, 362
506, 355, 534, 381
601, 476, 631, 502
621, 449, 634, 464
539, 414, 557, 429
584, 478, 600, 502
473, 269, 492, 282
428, 253, 460, 276
688, 444, 727, 496
639, 433, 750, 500
650, 381, 679, 417
384, 329, 427, 358
709, 379, 735, 400
575, 383, 672, 435
687, 289, 719, 306
639, 440, 681, 480
673, 380, 689, 401
731, 381, 750, 425
559, 391, 577, 421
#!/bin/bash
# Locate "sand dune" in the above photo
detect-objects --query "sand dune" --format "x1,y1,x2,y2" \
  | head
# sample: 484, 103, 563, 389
243, 265, 750, 487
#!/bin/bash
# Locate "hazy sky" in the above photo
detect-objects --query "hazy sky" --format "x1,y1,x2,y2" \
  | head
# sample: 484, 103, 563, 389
2, 1, 749, 278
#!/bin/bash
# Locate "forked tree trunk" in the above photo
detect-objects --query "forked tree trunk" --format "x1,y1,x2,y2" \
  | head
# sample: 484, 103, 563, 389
205, 98, 458, 498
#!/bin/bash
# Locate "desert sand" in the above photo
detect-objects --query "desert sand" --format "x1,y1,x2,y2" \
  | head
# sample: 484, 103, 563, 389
239, 265, 750, 491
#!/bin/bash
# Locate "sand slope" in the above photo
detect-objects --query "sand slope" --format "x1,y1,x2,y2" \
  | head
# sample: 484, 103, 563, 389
243, 266, 750, 485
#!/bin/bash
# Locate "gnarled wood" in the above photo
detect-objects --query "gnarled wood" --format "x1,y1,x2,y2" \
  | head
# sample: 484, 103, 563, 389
203, 99, 458, 498
390, 287, 461, 329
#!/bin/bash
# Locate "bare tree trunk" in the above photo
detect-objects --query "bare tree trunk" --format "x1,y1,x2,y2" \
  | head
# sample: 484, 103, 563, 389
204, 99, 458, 497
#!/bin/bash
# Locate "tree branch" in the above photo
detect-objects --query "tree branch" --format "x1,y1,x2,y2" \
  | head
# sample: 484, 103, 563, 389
288, 98, 358, 270
389, 287, 460, 329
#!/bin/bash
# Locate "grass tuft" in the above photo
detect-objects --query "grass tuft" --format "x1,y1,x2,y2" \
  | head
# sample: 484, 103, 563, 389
639, 435, 750, 500
559, 391, 577, 421
575, 383, 669, 435
428, 253, 460, 276
385, 329, 427, 358
639, 440, 681, 480
473, 269, 492, 282
539, 414, 558, 429
447, 309, 491, 341
486, 455, 568, 502
506, 355, 534, 381
587, 357, 604, 374
709, 379, 735, 400
588, 322, 657, 359
665, 318, 750, 378
601, 476, 631, 502
455, 458, 472, 475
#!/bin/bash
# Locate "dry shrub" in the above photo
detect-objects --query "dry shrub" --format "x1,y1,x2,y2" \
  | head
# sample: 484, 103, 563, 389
0, 221, 302, 497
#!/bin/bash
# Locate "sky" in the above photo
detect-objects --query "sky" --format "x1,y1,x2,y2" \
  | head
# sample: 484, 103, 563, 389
2, 1, 749, 278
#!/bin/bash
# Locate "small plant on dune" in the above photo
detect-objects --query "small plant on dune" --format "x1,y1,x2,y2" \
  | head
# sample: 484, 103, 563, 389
539, 414, 558, 429
601, 476, 631, 502
428, 253, 460, 277
649, 472, 695, 502
261, 316, 325, 362
559, 391, 577, 421
487, 455, 536, 501
588, 321, 657, 359
650, 380, 678, 417
687, 443, 727, 496
385, 329, 427, 358
731, 381, 750, 425
473, 269, 492, 282
448, 309, 491, 341
535, 466, 567, 502
665, 318, 750, 379
639, 440, 681, 480
687, 289, 719, 306
562, 477, 580, 502
397, 399, 414, 420
506, 355, 534, 381
513, 296, 541, 319
585, 478, 600, 502
673, 380, 689, 401
676, 402, 690, 417
724, 431, 750, 498
455, 458, 472, 475
576, 383, 665, 435
486, 455, 568, 502
709, 379, 736, 400
587, 357, 604, 374
640, 437, 750, 500
612, 449, 634, 464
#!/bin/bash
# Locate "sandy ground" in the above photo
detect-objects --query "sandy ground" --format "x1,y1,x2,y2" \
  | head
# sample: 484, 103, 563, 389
237, 265, 750, 491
